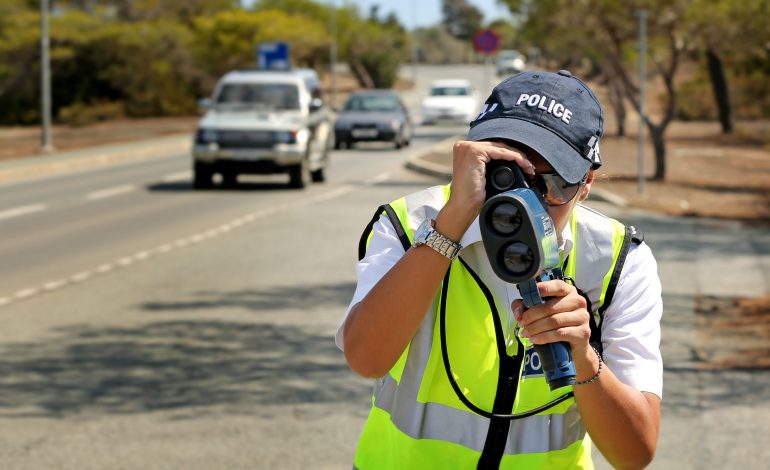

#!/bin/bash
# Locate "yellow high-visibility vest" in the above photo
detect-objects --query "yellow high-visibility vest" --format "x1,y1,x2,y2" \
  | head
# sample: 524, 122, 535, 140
354, 184, 638, 469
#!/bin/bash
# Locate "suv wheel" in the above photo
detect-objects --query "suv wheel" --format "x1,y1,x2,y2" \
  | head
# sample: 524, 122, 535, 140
193, 162, 213, 189
311, 140, 330, 183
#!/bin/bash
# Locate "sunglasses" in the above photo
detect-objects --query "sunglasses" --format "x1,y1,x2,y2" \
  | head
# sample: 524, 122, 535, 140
526, 172, 587, 206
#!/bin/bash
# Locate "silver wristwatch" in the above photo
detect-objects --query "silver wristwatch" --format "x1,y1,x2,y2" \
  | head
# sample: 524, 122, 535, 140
412, 218, 462, 260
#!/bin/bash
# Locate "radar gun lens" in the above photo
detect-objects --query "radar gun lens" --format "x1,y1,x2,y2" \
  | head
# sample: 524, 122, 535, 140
491, 166, 515, 191
490, 202, 522, 235
501, 242, 534, 275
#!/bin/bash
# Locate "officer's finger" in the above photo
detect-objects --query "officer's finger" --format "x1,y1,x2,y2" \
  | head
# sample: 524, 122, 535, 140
520, 309, 587, 340
481, 141, 536, 175
537, 279, 575, 298
527, 324, 591, 346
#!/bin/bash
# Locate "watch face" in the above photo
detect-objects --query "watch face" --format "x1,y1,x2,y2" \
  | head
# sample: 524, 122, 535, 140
414, 218, 433, 244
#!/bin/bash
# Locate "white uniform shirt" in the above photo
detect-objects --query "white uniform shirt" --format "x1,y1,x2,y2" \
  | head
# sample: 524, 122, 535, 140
337, 212, 663, 398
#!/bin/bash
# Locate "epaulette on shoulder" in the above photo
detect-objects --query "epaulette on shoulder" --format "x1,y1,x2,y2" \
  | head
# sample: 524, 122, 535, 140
627, 225, 644, 244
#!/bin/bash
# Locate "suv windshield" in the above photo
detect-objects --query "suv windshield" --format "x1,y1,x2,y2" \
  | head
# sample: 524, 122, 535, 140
216, 83, 300, 110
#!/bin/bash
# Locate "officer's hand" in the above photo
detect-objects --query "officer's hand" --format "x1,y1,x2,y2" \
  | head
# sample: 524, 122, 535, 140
437, 140, 535, 241
512, 279, 592, 357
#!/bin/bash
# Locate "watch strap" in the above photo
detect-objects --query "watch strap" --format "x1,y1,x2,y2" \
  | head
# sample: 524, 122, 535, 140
414, 219, 462, 260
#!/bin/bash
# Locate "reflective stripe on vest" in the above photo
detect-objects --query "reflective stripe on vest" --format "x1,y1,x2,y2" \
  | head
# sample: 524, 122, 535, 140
354, 184, 626, 469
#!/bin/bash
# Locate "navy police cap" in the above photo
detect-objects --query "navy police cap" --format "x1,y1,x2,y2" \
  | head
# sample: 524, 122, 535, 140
467, 70, 604, 184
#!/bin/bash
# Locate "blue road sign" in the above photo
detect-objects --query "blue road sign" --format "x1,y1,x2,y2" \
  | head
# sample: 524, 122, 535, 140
257, 42, 290, 71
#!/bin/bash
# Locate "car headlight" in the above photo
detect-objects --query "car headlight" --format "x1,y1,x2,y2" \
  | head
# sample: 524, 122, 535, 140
196, 128, 218, 144
389, 119, 401, 130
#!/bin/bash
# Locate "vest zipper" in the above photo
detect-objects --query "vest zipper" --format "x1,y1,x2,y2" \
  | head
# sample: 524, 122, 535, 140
477, 349, 524, 469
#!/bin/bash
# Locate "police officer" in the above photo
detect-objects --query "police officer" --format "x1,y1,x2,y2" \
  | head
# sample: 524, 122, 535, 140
337, 70, 662, 469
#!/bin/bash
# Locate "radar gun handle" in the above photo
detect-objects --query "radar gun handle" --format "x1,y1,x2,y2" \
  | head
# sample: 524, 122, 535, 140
518, 276, 577, 391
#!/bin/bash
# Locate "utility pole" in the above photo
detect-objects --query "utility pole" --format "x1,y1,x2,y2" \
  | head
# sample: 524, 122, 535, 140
40, 0, 54, 154
329, 1, 338, 109
411, 2, 418, 83
637, 9, 647, 194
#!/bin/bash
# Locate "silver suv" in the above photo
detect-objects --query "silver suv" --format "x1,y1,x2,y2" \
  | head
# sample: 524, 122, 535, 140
192, 69, 332, 189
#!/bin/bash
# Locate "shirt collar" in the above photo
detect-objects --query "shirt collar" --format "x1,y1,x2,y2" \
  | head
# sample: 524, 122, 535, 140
460, 216, 574, 256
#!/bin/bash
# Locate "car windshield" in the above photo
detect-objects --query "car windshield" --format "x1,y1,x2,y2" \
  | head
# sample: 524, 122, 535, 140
215, 83, 300, 110
344, 95, 400, 112
500, 51, 521, 60
430, 86, 470, 97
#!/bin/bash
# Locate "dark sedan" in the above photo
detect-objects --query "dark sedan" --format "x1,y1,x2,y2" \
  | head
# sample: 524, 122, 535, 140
334, 90, 412, 149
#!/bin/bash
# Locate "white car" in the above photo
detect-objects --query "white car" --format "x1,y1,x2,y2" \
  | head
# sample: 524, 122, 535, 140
421, 79, 480, 125
496, 49, 526, 76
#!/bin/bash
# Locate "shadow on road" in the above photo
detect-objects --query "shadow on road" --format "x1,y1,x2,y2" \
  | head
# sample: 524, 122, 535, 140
145, 180, 298, 192
0, 282, 368, 419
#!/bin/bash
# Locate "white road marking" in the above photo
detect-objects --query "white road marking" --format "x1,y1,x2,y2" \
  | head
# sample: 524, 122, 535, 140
14, 288, 39, 299
0, 203, 47, 221
0, 186, 355, 308
43, 280, 67, 290
70, 271, 92, 282
87, 184, 135, 200
366, 172, 391, 184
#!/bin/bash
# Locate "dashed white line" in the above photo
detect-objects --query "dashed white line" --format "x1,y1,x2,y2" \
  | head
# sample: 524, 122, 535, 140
70, 271, 92, 282
367, 172, 391, 184
87, 184, 135, 200
0, 186, 357, 308
43, 280, 67, 290
0, 203, 47, 221
14, 288, 39, 299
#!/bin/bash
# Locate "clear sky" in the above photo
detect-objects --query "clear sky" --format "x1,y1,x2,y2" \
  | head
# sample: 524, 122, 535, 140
242, 1, 512, 30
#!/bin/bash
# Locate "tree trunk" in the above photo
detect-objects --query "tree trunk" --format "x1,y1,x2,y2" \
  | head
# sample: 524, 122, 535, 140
348, 59, 375, 89
609, 78, 626, 137
648, 124, 667, 180
706, 48, 733, 133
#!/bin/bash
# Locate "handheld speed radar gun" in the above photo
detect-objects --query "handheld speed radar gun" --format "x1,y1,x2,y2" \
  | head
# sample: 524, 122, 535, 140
480, 160, 577, 390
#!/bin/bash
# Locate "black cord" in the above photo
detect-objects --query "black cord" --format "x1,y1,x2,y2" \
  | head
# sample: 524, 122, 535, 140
439, 263, 574, 421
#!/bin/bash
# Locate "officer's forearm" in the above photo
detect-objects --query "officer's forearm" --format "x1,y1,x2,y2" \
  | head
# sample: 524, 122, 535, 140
573, 349, 660, 469
342, 244, 453, 378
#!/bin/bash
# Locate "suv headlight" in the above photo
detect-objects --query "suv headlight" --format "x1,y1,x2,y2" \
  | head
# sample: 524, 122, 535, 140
273, 130, 298, 144
196, 128, 218, 144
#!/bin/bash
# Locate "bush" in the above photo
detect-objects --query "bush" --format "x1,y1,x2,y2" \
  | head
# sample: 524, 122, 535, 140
58, 101, 125, 127
676, 78, 717, 121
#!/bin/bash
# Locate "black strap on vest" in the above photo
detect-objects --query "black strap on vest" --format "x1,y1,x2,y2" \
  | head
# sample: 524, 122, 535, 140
357, 204, 410, 260
591, 225, 644, 352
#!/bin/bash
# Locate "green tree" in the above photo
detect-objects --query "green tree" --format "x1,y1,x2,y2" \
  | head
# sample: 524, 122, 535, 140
252, 0, 409, 89
441, 0, 483, 41
0, 9, 41, 124
59, 0, 239, 23
413, 26, 476, 64
501, 0, 695, 181
192, 8, 329, 83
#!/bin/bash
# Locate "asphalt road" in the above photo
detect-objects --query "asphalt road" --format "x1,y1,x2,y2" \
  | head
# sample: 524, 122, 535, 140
0, 126, 465, 468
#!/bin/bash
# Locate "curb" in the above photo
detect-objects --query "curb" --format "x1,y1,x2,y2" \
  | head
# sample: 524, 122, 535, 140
404, 135, 458, 178
405, 138, 627, 208
0, 134, 191, 185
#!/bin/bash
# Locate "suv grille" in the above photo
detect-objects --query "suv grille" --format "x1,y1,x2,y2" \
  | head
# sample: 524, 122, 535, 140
218, 130, 274, 149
